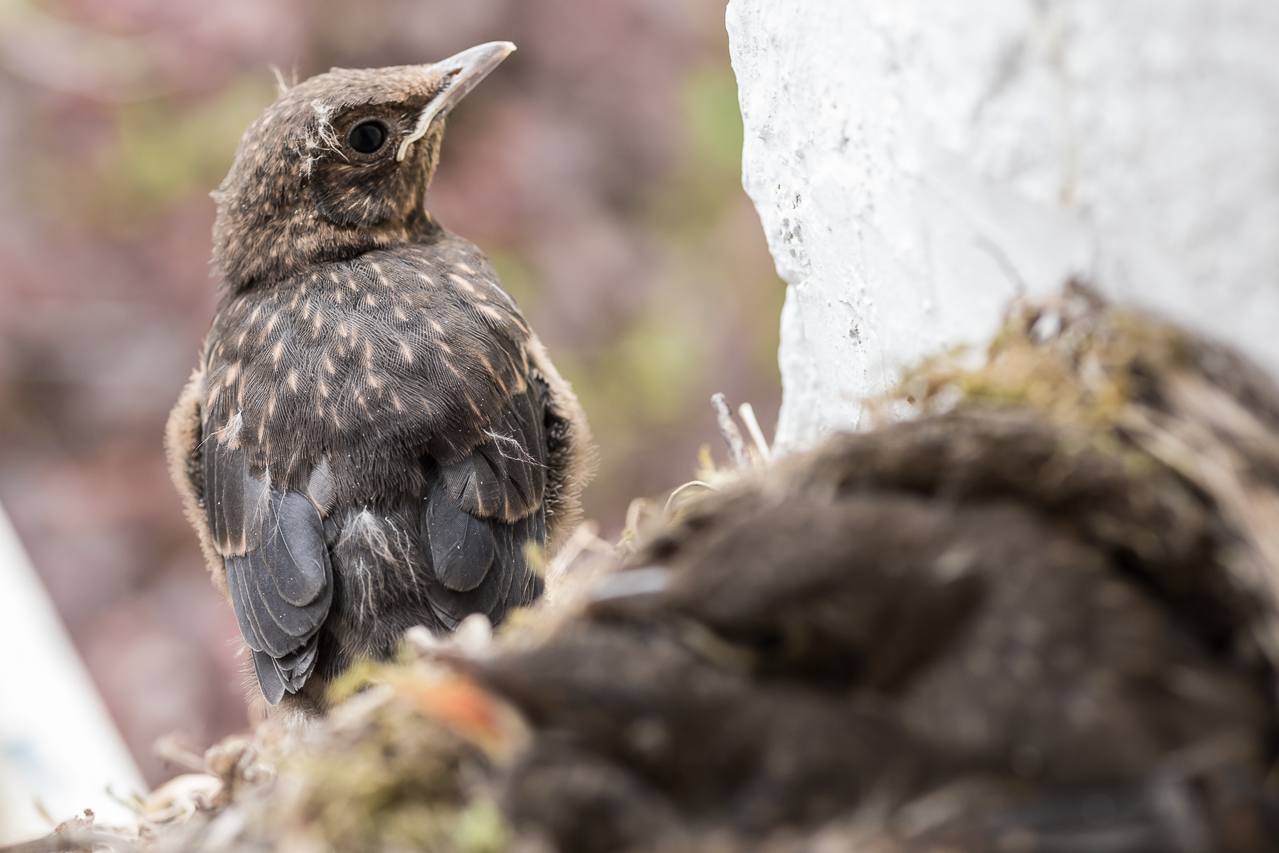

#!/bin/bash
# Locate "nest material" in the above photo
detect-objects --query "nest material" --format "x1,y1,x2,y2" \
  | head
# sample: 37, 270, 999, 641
15, 285, 1279, 853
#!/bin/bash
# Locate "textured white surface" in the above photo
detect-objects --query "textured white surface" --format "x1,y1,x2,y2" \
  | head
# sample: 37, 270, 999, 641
728, 0, 1279, 450
0, 501, 146, 842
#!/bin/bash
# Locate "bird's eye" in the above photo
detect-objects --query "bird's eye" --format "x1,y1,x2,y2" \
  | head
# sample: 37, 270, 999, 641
347, 120, 388, 155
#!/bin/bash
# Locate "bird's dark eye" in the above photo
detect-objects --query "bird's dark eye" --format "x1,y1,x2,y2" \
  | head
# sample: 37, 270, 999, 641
347, 120, 388, 155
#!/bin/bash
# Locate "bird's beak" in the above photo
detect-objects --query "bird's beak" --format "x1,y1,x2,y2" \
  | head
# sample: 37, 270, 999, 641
396, 41, 516, 161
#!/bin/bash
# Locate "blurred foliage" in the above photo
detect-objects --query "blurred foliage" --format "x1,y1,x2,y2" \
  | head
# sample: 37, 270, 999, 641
684, 68, 745, 171
487, 250, 536, 309
25, 76, 276, 232
96, 79, 275, 227
544, 60, 781, 510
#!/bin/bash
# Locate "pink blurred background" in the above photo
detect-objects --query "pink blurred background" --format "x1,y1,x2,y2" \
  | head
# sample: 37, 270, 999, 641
0, 0, 782, 785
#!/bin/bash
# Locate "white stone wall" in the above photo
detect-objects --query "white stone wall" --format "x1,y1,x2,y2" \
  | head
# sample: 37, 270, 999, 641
728, 0, 1279, 450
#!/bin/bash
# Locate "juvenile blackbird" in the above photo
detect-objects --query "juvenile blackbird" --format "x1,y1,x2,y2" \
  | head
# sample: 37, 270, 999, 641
165, 42, 593, 712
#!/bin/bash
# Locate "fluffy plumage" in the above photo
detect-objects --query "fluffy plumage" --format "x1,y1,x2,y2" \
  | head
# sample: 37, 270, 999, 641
166, 43, 593, 712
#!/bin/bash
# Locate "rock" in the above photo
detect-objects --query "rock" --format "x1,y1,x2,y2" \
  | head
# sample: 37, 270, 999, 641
727, 0, 1279, 449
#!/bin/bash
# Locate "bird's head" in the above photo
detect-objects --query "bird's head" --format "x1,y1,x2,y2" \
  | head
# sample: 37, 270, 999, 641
212, 41, 515, 291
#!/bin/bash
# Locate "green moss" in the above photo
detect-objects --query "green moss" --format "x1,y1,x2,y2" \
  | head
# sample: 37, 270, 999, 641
454, 799, 509, 853
892, 293, 1198, 474
905, 301, 1178, 416
270, 663, 509, 853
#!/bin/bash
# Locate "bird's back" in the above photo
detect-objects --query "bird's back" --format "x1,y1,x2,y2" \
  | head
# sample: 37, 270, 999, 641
173, 230, 579, 710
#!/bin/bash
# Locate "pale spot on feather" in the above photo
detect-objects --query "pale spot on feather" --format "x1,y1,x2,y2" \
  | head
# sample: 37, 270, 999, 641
364, 293, 377, 308
399, 340, 414, 364
268, 391, 278, 418
449, 273, 478, 295
288, 370, 299, 392
475, 351, 499, 386
456, 263, 475, 275
390, 391, 403, 412
393, 306, 407, 321
477, 304, 506, 324
323, 353, 335, 374
272, 340, 285, 367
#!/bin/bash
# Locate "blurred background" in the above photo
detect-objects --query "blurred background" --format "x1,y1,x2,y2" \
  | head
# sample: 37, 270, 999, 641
0, 0, 782, 785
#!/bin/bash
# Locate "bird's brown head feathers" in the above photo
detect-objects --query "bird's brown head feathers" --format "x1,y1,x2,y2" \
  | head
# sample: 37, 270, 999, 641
212, 42, 515, 291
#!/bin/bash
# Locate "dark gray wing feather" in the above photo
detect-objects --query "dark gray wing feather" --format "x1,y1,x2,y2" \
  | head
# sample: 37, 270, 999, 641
424, 468, 546, 629
427, 379, 547, 596
422, 381, 549, 625
439, 377, 547, 522
424, 472, 496, 592
206, 444, 332, 705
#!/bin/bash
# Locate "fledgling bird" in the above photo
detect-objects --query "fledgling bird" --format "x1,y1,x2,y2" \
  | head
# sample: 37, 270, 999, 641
165, 42, 593, 713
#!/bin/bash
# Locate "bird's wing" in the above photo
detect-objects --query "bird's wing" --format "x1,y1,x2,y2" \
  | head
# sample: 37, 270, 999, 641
423, 375, 549, 626
437, 367, 548, 523
203, 435, 332, 705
